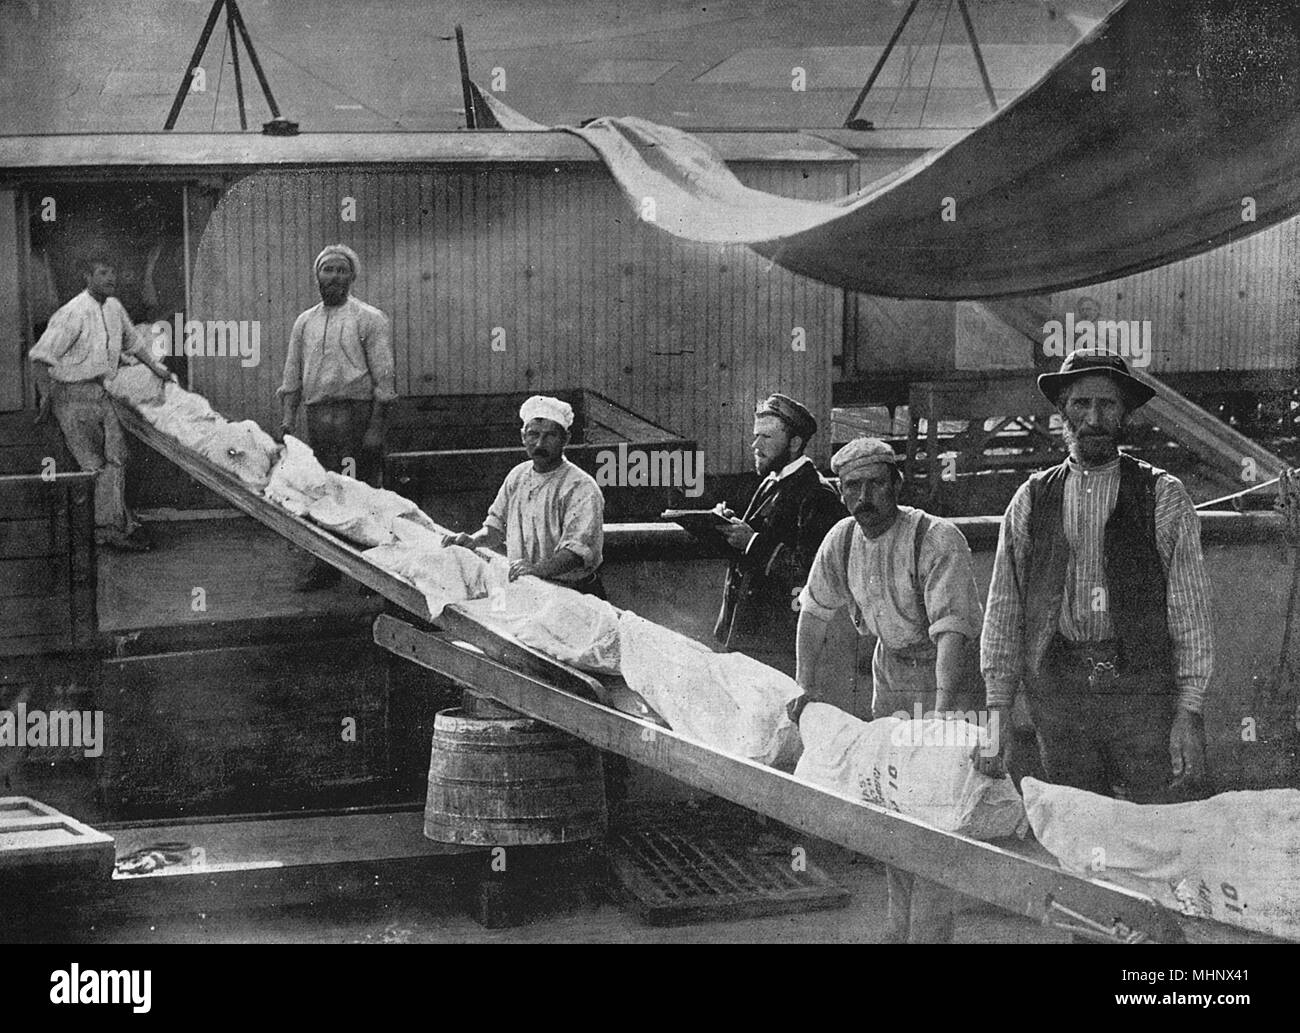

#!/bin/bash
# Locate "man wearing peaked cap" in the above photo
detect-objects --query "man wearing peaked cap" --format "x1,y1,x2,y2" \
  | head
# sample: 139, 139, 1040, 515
713, 393, 845, 675
792, 435, 985, 943
977, 349, 1215, 815
279, 243, 396, 590
445, 394, 606, 597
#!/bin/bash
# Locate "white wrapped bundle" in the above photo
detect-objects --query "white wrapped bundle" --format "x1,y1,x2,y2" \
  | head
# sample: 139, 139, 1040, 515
794, 703, 1027, 840
363, 539, 491, 617
104, 363, 167, 409
1023, 778, 1300, 940
264, 435, 330, 514
305, 473, 424, 547
148, 381, 219, 436
458, 578, 621, 674
190, 419, 279, 489
308, 494, 396, 547
617, 611, 800, 766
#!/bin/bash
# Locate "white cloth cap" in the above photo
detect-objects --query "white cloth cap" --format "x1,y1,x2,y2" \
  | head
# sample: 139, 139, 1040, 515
519, 395, 574, 430
314, 243, 361, 279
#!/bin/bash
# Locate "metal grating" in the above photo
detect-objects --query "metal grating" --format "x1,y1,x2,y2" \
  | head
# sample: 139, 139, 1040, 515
608, 805, 849, 926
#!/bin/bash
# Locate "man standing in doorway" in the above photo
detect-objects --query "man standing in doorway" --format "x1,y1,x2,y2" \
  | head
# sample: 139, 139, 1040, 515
790, 436, 985, 944
714, 393, 844, 675
30, 253, 175, 552
278, 244, 397, 590
976, 350, 1214, 805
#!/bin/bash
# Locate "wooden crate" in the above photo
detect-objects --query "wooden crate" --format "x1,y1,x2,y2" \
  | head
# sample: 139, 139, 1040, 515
0, 653, 104, 820
0, 472, 97, 656
385, 389, 696, 524
0, 796, 113, 877
100, 635, 397, 818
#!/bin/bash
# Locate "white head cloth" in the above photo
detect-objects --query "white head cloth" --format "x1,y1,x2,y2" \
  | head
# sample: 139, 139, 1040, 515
314, 243, 361, 279
519, 395, 574, 430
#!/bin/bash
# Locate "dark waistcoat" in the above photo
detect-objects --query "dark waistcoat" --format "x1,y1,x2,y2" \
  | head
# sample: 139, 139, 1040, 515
1022, 454, 1173, 684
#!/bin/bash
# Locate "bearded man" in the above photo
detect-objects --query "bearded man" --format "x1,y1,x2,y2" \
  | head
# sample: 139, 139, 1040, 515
713, 394, 844, 675
278, 243, 396, 590
976, 349, 1215, 805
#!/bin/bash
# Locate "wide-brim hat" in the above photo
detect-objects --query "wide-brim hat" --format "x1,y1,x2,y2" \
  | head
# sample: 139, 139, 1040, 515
1037, 349, 1155, 409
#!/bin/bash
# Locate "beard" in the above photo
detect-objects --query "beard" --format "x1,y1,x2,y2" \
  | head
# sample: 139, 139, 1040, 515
1062, 420, 1122, 464
318, 282, 349, 306
755, 444, 793, 477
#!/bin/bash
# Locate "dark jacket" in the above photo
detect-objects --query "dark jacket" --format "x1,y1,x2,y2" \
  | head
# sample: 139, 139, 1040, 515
714, 460, 845, 655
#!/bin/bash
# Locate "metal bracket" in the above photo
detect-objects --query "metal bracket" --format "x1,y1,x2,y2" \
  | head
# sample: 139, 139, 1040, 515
1044, 898, 1152, 944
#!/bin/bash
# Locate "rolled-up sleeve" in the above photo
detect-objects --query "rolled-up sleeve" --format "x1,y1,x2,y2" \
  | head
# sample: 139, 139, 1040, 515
981, 484, 1032, 709
557, 481, 604, 570
483, 474, 512, 535
277, 314, 307, 399
29, 307, 76, 366
363, 311, 398, 404
921, 521, 982, 643
797, 519, 853, 623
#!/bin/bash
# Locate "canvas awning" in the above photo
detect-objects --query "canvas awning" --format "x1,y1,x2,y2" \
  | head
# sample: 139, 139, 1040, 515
484, 0, 1300, 299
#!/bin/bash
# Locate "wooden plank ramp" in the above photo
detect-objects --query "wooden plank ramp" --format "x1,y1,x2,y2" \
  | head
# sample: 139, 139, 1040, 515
115, 404, 605, 700
117, 404, 1283, 943
1130, 367, 1287, 483
373, 613, 1284, 945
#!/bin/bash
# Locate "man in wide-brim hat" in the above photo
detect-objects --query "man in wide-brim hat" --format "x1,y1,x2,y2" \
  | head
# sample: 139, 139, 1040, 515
977, 348, 1214, 808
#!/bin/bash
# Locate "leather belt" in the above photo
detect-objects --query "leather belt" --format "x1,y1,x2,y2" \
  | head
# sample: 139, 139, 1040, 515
884, 645, 938, 668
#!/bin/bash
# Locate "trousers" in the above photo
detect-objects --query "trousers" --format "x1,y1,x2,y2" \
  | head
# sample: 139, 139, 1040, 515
50, 380, 137, 537
305, 399, 381, 485
870, 640, 959, 944
1029, 637, 1180, 804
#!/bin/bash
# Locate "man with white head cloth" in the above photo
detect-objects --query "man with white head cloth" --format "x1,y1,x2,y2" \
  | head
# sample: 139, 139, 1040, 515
789, 435, 985, 944
278, 243, 397, 590
445, 394, 607, 597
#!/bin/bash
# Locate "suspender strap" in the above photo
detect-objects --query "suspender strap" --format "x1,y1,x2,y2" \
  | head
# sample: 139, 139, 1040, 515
840, 512, 931, 634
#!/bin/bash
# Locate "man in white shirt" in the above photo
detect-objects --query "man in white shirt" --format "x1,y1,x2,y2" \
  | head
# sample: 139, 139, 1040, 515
278, 243, 397, 589
444, 395, 606, 597
30, 254, 174, 551
790, 436, 985, 944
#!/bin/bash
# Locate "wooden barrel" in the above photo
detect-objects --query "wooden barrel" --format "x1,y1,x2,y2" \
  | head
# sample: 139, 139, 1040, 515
423, 707, 607, 846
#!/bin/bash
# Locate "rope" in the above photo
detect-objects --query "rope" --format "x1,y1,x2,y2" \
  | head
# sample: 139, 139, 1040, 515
1194, 476, 1281, 512
209, 16, 229, 131
886, 0, 947, 122
918, 0, 956, 127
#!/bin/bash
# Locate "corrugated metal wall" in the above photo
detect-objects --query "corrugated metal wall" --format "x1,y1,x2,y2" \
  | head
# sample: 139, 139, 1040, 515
190, 162, 847, 474
1052, 217, 1300, 374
